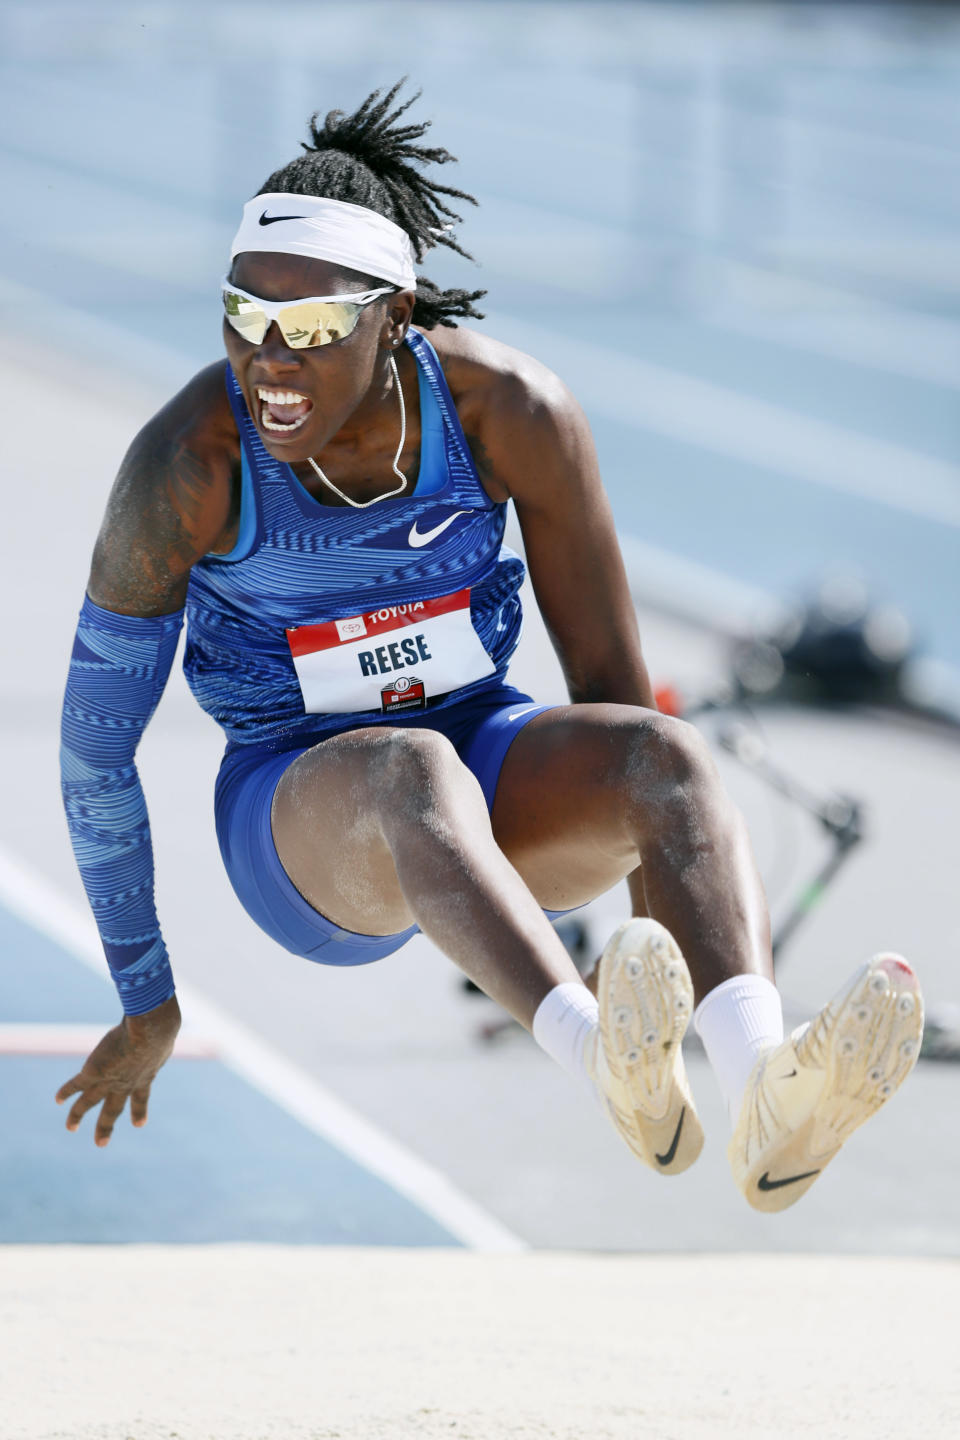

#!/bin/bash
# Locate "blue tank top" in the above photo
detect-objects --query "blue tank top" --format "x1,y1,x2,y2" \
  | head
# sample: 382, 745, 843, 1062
184, 331, 526, 750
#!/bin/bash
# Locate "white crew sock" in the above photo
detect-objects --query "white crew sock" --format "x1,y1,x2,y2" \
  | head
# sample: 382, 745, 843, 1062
694, 974, 784, 1128
532, 982, 599, 1088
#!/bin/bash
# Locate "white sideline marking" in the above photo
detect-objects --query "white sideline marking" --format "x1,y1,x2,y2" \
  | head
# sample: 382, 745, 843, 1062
618, 533, 784, 638
0, 849, 527, 1254
715, 293, 960, 394
0, 1023, 218, 1059
0, 275, 193, 394
486, 312, 960, 530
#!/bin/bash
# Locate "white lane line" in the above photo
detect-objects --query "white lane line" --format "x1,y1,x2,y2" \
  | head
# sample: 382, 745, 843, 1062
0, 275, 192, 394
707, 261, 960, 393
0, 849, 527, 1254
617, 534, 784, 638
486, 311, 960, 530
0, 1024, 218, 1058
465, 185, 960, 396
715, 304, 960, 394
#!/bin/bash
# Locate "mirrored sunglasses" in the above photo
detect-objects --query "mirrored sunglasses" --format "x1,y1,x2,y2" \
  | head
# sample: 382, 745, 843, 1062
221, 278, 394, 348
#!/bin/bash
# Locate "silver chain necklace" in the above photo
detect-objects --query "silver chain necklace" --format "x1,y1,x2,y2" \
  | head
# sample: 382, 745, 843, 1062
307, 353, 407, 509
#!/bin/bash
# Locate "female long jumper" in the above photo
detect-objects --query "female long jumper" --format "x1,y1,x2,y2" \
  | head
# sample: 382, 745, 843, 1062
57, 84, 923, 1214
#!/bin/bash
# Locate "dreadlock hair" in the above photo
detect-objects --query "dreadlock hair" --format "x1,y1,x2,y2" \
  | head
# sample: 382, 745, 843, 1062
256, 81, 485, 329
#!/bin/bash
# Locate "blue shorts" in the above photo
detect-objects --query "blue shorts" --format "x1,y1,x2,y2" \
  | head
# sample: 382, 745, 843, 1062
214, 686, 555, 967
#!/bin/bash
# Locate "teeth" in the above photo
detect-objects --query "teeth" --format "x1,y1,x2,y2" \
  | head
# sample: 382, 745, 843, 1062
256, 387, 309, 405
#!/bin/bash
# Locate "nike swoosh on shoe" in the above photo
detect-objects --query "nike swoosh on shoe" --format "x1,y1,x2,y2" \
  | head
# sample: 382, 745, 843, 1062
757, 1168, 821, 1192
729, 953, 923, 1213
587, 919, 704, 1177
655, 1107, 686, 1167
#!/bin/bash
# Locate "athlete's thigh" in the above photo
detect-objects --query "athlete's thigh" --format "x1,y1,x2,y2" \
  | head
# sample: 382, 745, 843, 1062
490, 703, 657, 911
269, 726, 422, 936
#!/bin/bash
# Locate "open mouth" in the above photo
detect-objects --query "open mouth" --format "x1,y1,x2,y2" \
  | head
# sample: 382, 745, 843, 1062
256, 386, 313, 434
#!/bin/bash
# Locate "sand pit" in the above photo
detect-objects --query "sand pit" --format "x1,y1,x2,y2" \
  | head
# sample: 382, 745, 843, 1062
1, 1246, 956, 1439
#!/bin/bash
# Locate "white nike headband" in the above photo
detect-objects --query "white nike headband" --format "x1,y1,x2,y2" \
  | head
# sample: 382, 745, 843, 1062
230, 193, 418, 290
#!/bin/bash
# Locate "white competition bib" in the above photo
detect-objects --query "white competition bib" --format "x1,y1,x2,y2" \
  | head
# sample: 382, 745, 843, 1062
286, 587, 496, 714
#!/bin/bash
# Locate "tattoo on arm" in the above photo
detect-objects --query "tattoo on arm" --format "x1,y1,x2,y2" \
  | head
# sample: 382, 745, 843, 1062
162, 444, 221, 572
89, 426, 229, 617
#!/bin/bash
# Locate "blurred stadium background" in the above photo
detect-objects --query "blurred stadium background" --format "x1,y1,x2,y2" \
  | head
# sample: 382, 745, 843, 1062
1, 0, 958, 1258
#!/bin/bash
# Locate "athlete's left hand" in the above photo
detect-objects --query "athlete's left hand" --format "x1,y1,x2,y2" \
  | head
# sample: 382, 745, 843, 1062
55, 995, 182, 1146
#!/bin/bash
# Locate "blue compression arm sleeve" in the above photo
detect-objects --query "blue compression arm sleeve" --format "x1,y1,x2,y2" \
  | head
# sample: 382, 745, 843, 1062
60, 596, 184, 1015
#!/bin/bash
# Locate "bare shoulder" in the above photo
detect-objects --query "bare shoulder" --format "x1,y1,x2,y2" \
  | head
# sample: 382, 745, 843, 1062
142, 359, 238, 460
425, 323, 572, 420
421, 325, 582, 502
89, 361, 241, 616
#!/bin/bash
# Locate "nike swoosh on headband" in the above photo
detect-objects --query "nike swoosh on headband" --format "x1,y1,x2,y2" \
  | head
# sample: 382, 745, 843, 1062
259, 210, 308, 226
407, 511, 471, 548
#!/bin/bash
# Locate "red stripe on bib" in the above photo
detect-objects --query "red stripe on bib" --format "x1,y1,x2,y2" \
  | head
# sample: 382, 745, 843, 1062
286, 588, 471, 657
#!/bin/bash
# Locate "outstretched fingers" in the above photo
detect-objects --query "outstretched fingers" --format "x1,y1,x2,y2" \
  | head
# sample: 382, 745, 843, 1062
94, 1092, 129, 1148
54, 1073, 84, 1107
65, 1087, 107, 1133
56, 1081, 135, 1146
56, 1080, 152, 1145
129, 1085, 151, 1128
56, 1072, 108, 1131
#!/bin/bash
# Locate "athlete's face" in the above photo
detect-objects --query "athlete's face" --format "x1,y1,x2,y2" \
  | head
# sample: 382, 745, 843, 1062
223, 251, 415, 461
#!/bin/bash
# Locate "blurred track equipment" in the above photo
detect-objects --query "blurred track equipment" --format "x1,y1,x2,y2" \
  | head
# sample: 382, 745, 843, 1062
658, 683, 866, 970
714, 721, 864, 965
730, 954, 923, 1212
586, 919, 704, 1176
918, 1002, 960, 1063
731, 576, 913, 706
720, 577, 960, 732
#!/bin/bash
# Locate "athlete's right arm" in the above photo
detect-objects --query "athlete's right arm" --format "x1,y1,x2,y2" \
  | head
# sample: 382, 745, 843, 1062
88, 362, 238, 617
57, 366, 236, 1145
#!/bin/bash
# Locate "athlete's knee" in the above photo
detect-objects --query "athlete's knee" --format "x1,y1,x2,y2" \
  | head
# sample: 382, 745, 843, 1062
615, 713, 744, 854
368, 727, 470, 811
624, 714, 752, 863
621, 711, 718, 798
374, 725, 457, 775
